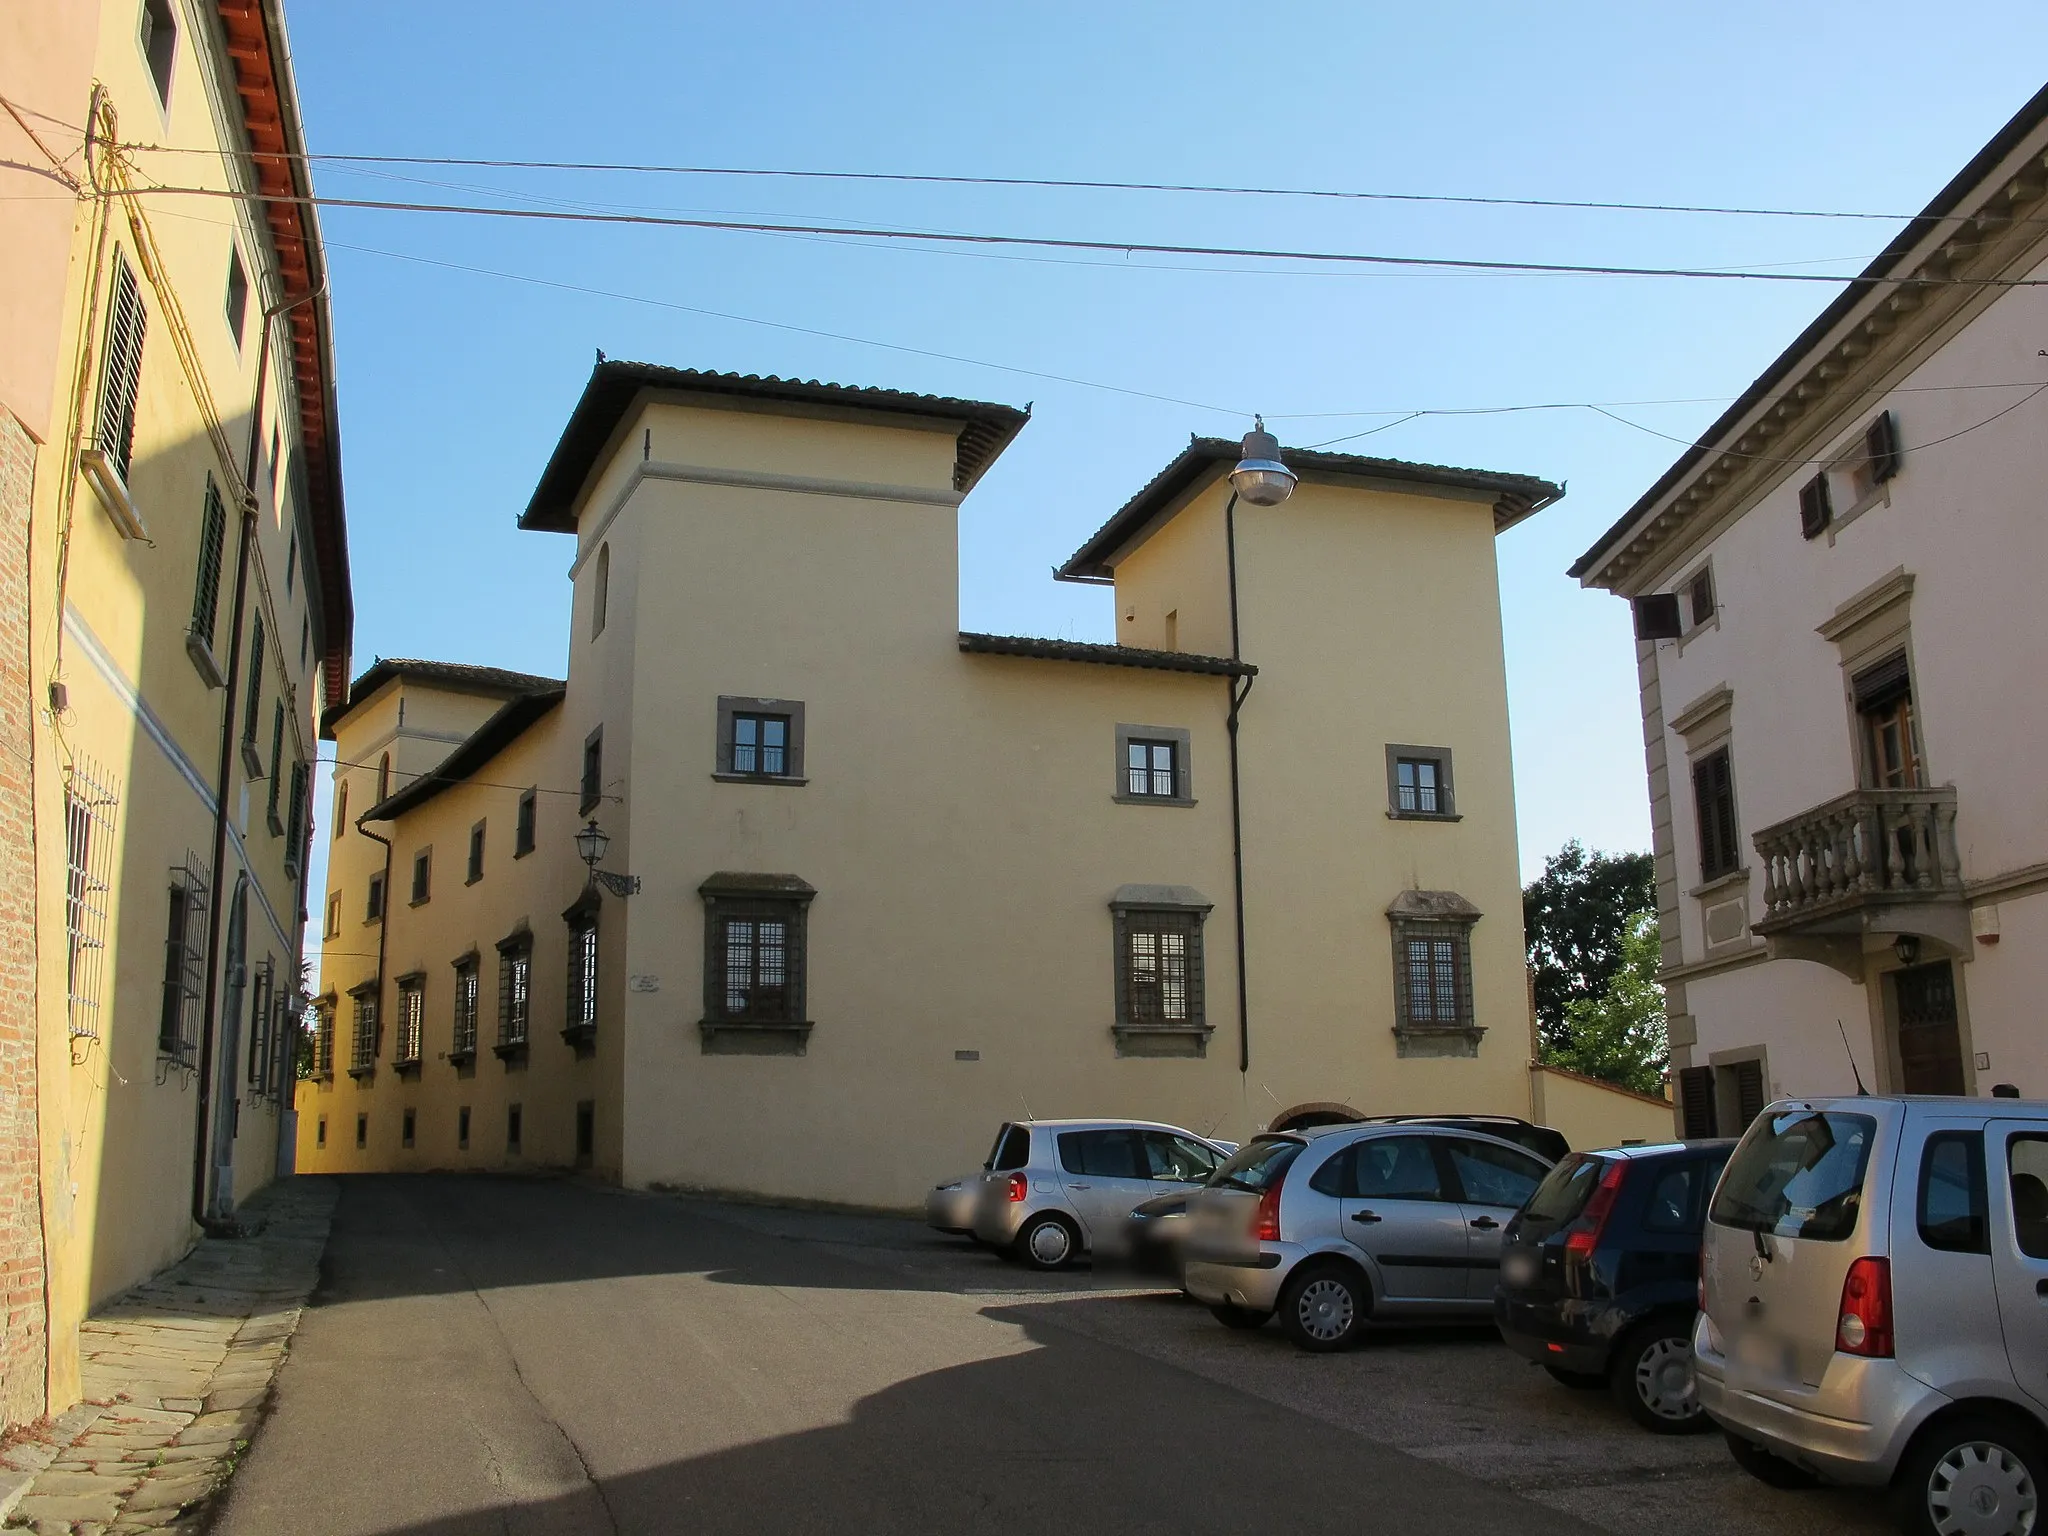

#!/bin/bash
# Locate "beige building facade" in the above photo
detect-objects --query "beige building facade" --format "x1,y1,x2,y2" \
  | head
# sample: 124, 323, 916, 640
301, 361, 1666, 1203
0, 0, 350, 1424
1573, 84, 2048, 1134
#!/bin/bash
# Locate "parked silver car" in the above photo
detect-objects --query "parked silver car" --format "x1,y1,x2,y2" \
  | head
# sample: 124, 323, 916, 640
1184, 1124, 1553, 1350
943, 1119, 1230, 1270
1697, 1095, 2048, 1536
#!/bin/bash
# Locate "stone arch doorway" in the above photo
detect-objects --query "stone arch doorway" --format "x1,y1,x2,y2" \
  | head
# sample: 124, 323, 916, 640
1267, 1101, 1364, 1133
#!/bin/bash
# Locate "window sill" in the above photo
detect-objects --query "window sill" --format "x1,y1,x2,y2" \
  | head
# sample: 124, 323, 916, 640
513, 845, 535, 860
346, 1065, 376, 1082
492, 1039, 529, 1064
1689, 867, 1751, 901
446, 1049, 475, 1068
408, 896, 430, 909
1111, 1023, 1211, 1058
711, 773, 810, 787
699, 1019, 812, 1056
562, 1024, 597, 1058
465, 875, 483, 887
185, 631, 225, 690
394, 1058, 421, 1078
1111, 793, 1197, 808
81, 446, 148, 539
1386, 809, 1462, 823
311, 1071, 333, 1084
1392, 1023, 1486, 1059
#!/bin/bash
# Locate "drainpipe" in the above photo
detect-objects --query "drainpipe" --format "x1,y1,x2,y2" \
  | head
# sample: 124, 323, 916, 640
191, 284, 322, 1230
1223, 490, 1253, 1075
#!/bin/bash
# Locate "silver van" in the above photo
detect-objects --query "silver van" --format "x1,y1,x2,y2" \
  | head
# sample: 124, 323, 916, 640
1183, 1124, 1553, 1350
1697, 1095, 2048, 1535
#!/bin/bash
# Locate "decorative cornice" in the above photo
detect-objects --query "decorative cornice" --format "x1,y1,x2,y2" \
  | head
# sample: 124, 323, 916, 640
1668, 683, 1734, 741
1817, 567, 1914, 643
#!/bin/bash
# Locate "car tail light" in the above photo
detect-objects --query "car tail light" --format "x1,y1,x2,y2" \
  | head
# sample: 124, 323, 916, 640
1252, 1183, 1283, 1243
1837, 1256, 1893, 1357
1563, 1159, 1628, 1260
1004, 1173, 1028, 1203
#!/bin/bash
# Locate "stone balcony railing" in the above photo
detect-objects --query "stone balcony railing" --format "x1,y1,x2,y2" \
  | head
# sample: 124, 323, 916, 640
1752, 786, 1961, 932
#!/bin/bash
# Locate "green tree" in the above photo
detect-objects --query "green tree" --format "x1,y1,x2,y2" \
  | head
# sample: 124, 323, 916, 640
1523, 840, 1656, 1055
1548, 915, 1668, 1094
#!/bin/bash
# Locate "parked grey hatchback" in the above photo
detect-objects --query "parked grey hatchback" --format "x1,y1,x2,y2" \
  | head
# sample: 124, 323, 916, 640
944, 1119, 1230, 1270
1183, 1124, 1553, 1350
1697, 1095, 2048, 1536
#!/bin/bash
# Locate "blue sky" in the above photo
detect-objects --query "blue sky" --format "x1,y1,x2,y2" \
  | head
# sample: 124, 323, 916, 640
277, 3, 2048, 883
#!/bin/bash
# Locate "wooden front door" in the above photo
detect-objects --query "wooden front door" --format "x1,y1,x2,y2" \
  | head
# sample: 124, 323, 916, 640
1894, 961, 1965, 1095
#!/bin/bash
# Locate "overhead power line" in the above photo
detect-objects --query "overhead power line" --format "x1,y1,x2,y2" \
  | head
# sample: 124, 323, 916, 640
102, 181, 2048, 289
108, 136, 2044, 227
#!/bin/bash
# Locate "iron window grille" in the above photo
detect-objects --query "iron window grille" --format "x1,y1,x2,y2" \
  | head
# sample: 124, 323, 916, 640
62, 757, 120, 1042
395, 977, 424, 1067
191, 477, 227, 652
1386, 890, 1484, 1056
565, 907, 599, 1043
1397, 759, 1441, 814
698, 874, 815, 1053
157, 856, 208, 1064
348, 986, 379, 1077
1125, 739, 1178, 798
495, 935, 532, 1056
97, 251, 147, 482
515, 788, 537, 857
715, 697, 807, 783
265, 701, 286, 833
1692, 746, 1741, 882
1107, 887, 1213, 1055
451, 955, 480, 1060
247, 956, 273, 1091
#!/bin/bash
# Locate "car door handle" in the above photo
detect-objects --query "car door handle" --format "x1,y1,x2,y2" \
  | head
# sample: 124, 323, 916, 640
1469, 1217, 1500, 1230
1068, 1182, 1091, 1190
1350, 1210, 1382, 1224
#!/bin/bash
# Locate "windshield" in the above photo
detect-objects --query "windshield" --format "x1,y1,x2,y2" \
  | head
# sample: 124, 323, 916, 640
1710, 1111, 1875, 1241
1210, 1136, 1304, 1193
1521, 1154, 1602, 1224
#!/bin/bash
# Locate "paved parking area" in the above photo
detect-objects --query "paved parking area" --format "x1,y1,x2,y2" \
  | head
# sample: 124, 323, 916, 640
207, 1177, 1897, 1535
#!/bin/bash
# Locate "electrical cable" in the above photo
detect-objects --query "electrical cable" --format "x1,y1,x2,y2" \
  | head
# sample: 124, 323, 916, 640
95, 180, 2048, 289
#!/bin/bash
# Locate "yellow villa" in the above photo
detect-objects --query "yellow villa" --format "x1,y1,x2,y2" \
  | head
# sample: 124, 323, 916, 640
298, 361, 1664, 1204
0, 0, 349, 1426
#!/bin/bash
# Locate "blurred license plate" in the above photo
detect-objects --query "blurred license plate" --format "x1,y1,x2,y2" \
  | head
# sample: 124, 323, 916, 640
1501, 1248, 1539, 1288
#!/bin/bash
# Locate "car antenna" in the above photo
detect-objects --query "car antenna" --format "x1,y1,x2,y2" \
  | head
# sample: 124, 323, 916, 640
1837, 1019, 1871, 1096
1018, 1091, 1035, 1122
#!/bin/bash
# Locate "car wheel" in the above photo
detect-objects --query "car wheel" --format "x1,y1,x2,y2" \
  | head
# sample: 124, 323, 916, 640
1278, 1263, 1368, 1353
1209, 1304, 1271, 1331
1543, 1363, 1607, 1390
1894, 1414, 2048, 1536
1613, 1319, 1709, 1434
1014, 1213, 1080, 1271
1724, 1430, 1820, 1490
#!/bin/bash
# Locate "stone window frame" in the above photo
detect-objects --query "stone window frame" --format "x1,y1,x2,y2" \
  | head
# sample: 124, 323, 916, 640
448, 950, 480, 1064
1108, 884, 1213, 1058
1386, 890, 1484, 1058
1818, 412, 1903, 545
392, 971, 425, 1074
1817, 568, 1928, 791
1668, 683, 1755, 959
1673, 556, 1720, 653
514, 788, 537, 858
466, 820, 486, 885
409, 847, 432, 906
561, 887, 600, 1055
580, 726, 604, 813
1384, 745, 1459, 822
346, 978, 379, 1080
714, 696, 808, 785
1113, 723, 1195, 806
699, 873, 816, 1055
493, 927, 532, 1063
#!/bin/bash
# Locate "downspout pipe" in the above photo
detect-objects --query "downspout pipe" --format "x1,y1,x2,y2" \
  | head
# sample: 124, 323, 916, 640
1223, 490, 1253, 1075
191, 284, 322, 1230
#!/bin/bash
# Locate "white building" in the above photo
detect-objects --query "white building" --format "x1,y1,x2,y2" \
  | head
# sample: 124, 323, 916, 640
1573, 84, 2048, 1133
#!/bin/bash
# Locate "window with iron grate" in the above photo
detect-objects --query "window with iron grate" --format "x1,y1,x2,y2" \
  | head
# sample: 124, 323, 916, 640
395, 978, 424, 1065
496, 935, 532, 1053
566, 913, 599, 1038
157, 857, 208, 1064
63, 758, 120, 1042
451, 954, 480, 1059
349, 986, 379, 1075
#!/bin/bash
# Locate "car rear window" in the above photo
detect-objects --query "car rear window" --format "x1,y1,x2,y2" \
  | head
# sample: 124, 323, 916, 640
1522, 1154, 1602, 1224
1211, 1136, 1304, 1193
1710, 1111, 1876, 1241
987, 1124, 1031, 1171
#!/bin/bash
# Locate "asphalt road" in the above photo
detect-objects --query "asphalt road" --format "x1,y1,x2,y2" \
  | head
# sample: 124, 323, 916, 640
208, 1176, 1891, 1536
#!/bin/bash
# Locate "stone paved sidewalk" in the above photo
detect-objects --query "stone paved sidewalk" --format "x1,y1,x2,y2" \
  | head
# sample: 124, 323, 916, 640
2, 1176, 337, 1536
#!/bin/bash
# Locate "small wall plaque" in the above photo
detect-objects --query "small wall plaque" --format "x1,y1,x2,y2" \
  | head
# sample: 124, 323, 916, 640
629, 974, 660, 993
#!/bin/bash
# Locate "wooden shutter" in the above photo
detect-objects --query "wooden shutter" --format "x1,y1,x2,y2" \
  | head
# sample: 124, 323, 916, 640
192, 479, 227, 646
283, 763, 307, 877
1692, 749, 1740, 881
1798, 473, 1832, 539
1677, 1065, 1719, 1139
1732, 1059, 1767, 1130
243, 617, 265, 743
267, 703, 285, 818
1631, 593, 1682, 641
97, 253, 147, 481
1865, 410, 1901, 483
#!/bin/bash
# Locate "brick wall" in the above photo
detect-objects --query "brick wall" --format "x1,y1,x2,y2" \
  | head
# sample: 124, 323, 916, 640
0, 407, 46, 1429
